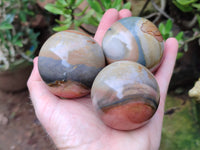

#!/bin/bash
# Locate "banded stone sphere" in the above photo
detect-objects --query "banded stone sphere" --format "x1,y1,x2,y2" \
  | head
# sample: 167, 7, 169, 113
102, 17, 164, 72
38, 30, 105, 98
91, 61, 160, 130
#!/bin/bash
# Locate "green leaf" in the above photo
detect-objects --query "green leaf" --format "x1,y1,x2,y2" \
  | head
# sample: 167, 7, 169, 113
76, 10, 99, 27
14, 40, 23, 47
163, 34, 171, 41
100, 0, 111, 9
123, 2, 131, 10
0, 21, 13, 30
63, 9, 73, 14
175, 32, 184, 48
159, 23, 166, 35
74, 6, 88, 17
192, 3, 200, 10
158, 20, 175, 41
172, 0, 194, 12
19, 12, 27, 22
175, 32, 184, 41
74, 0, 84, 8
112, 0, 122, 10
63, 14, 73, 19
54, 1, 64, 7
23, 8, 34, 16
5, 30, 12, 41
85, 16, 99, 26
165, 19, 173, 33
176, 52, 184, 60
176, 0, 198, 5
57, 0, 68, 6
95, 12, 103, 22
74, 20, 82, 29
45, 3, 65, 15
12, 32, 22, 43
53, 23, 72, 32
69, 0, 75, 5
87, 0, 103, 14
55, 16, 72, 25
0, 33, 5, 44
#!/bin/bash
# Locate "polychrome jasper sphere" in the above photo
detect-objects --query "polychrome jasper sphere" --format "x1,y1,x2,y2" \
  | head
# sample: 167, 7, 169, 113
91, 61, 160, 130
38, 30, 105, 98
102, 17, 164, 72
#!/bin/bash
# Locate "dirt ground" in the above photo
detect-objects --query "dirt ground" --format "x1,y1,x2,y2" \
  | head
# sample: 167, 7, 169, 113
0, 89, 55, 150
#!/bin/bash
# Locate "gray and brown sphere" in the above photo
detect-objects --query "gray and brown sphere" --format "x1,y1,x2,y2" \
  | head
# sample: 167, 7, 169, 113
102, 17, 164, 72
91, 61, 160, 130
38, 30, 105, 98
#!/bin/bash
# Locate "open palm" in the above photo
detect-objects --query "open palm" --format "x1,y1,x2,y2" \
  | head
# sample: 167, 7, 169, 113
27, 9, 178, 150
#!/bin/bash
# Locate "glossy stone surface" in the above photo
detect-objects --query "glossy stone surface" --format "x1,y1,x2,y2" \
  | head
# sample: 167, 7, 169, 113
91, 61, 160, 130
38, 30, 105, 98
102, 17, 164, 72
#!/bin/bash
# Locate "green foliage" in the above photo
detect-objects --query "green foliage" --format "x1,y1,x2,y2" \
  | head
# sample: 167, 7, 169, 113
159, 18, 200, 60
87, 0, 131, 23
172, 0, 199, 12
159, 19, 184, 59
45, 0, 131, 32
44, 0, 99, 31
159, 19, 173, 40
172, 0, 200, 60
0, 0, 39, 71
172, 0, 200, 28
172, 0, 200, 31
192, 3, 200, 10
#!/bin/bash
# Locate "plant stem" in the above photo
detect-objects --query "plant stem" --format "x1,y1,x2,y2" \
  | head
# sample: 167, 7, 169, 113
182, 15, 197, 28
138, 0, 151, 16
184, 33, 200, 45
151, 0, 173, 22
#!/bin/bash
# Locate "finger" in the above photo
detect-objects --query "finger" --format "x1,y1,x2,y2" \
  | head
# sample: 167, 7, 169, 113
150, 38, 178, 131
155, 38, 178, 109
28, 57, 42, 82
155, 38, 178, 93
119, 9, 132, 19
27, 57, 59, 114
94, 8, 119, 45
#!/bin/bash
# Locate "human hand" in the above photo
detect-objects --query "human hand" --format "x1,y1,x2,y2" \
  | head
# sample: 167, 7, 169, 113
27, 8, 178, 150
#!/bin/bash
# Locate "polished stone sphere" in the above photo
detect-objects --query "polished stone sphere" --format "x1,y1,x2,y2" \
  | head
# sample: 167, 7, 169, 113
102, 17, 164, 72
38, 30, 105, 98
91, 61, 160, 130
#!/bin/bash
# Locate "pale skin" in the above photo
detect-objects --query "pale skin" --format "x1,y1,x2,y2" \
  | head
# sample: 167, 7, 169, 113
27, 9, 178, 150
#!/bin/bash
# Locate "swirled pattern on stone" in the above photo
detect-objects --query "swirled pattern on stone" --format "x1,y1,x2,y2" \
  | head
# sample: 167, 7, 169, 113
102, 17, 164, 72
38, 30, 105, 98
91, 61, 160, 130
